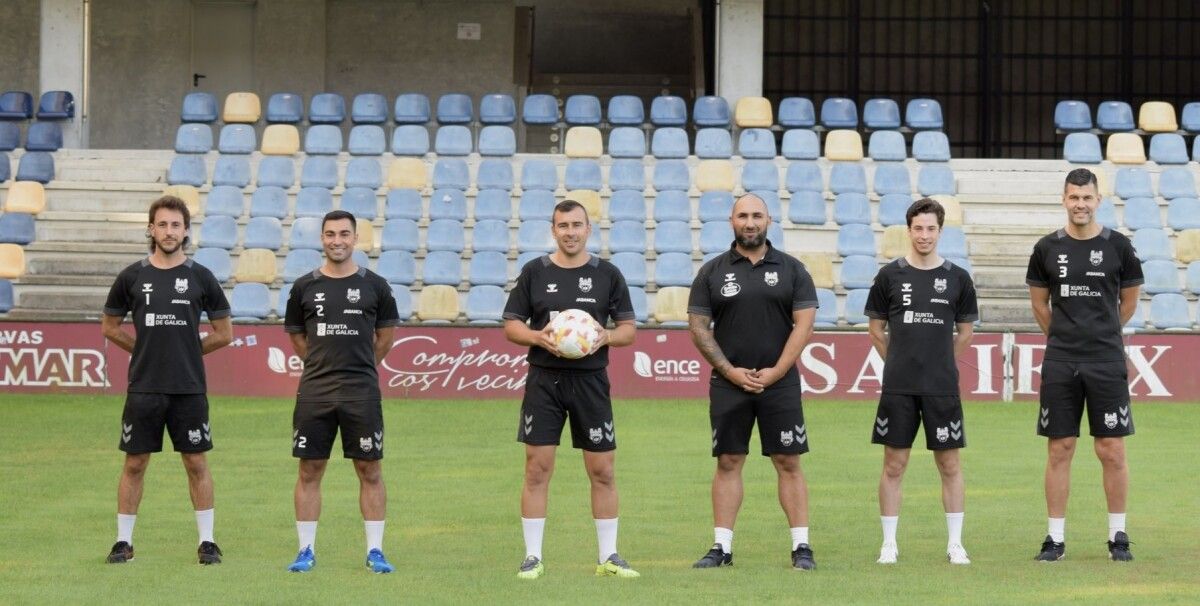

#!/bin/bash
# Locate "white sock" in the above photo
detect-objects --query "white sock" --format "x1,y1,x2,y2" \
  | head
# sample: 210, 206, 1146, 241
364, 520, 385, 553
522, 517, 545, 560
195, 509, 214, 544
1108, 513, 1126, 541
714, 527, 733, 553
595, 518, 618, 562
1048, 517, 1065, 543
790, 527, 809, 550
880, 516, 898, 545
946, 512, 964, 546
117, 513, 136, 544
297, 521, 318, 552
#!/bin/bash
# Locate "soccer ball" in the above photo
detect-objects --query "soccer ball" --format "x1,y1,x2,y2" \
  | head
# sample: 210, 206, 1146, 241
549, 309, 603, 359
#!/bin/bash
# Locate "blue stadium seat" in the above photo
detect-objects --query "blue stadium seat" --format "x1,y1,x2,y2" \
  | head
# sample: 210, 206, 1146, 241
340, 187, 378, 220
650, 95, 687, 127
471, 219, 510, 253
844, 289, 871, 325
695, 128, 733, 159
468, 252, 509, 286
257, 157, 295, 188
217, 124, 255, 154
249, 186, 287, 219
1054, 100, 1092, 131
1063, 132, 1102, 163
204, 186, 244, 217
785, 162, 823, 192
700, 221, 734, 254
517, 220, 555, 252
653, 190, 692, 223
878, 194, 914, 226
426, 219, 465, 253
300, 156, 338, 189
654, 252, 694, 287
243, 216, 283, 250
565, 159, 602, 190
1188, 261, 1200, 294
755, 190, 784, 219
862, 98, 901, 129
380, 218, 419, 252
391, 125, 430, 156
1167, 197, 1200, 230
428, 188, 467, 221
479, 94, 516, 125
829, 163, 867, 194
199, 215, 238, 249
345, 157, 382, 189
1122, 197, 1161, 230
608, 220, 647, 254
1124, 300, 1148, 333
738, 128, 776, 159
741, 160, 778, 192
820, 97, 858, 128
304, 124, 342, 155
275, 282, 293, 317
466, 285, 506, 324
518, 190, 556, 221
1097, 197, 1120, 229
868, 130, 906, 161
211, 156, 250, 188
912, 131, 951, 161
295, 187, 333, 218
1149, 134, 1188, 164
477, 159, 513, 191
1132, 228, 1172, 261
788, 191, 827, 225
564, 95, 601, 125
288, 217, 322, 250
873, 163, 911, 195
1114, 168, 1153, 199
651, 127, 689, 159
0, 122, 18, 150
352, 250, 370, 268
434, 125, 473, 156
348, 125, 386, 156
837, 224, 876, 257
194, 248, 231, 283
610, 252, 647, 287
230, 283, 271, 319
814, 288, 838, 327
166, 154, 204, 186
351, 93, 388, 124
652, 161, 690, 191
422, 250, 462, 285
18, 151, 56, 183
609, 160, 645, 192
1149, 293, 1192, 329
436, 94, 473, 125
23, 122, 61, 151
1141, 259, 1180, 294
392, 285, 413, 321
904, 98, 943, 130
0, 151, 11, 181
937, 227, 968, 258
834, 193, 871, 225
520, 159, 557, 191
694, 96, 731, 128
608, 191, 647, 222
474, 189, 511, 221
478, 126, 516, 156
175, 124, 213, 153
0, 212, 35, 245
1182, 102, 1200, 133
377, 250, 417, 285
607, 95, 644, 126
609, 127, 646, 158
628, 286, 649, 324
522, 94, 558, 125
181, 92, 218, 123
781, 129, 820, 160
308, 93, 345, 124
1096, 101, 1135, 132
1158, 167, 1196, 199
698, 190, 735, 223
433, 158, 469, 190
917, 164, 955, 196
840, 255, 878, 289
0, 91, 31, 121
384, 189, 422, 221
265, 93, 303, 124
778, 97, 816, 128
654, 221, 692, 254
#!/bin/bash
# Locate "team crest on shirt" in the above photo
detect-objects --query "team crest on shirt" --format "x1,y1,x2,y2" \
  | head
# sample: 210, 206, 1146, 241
188, 429, 202, 444
936, 427, 949, 442
360, 437, 373, 452
1104, 412, 1118, 429
721, 281, 741, 297
764, 271, 779, 286
589, 427, 603, 444
780, 430, 794, 447
1090, 250, 1103, 266
174, 278, 188, 293
346, 288, 361, 303
933, 278, 947, 293
578, 277, 593, 293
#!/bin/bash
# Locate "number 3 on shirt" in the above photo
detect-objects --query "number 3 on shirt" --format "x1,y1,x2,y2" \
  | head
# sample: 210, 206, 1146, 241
1058, 266, 1067, 278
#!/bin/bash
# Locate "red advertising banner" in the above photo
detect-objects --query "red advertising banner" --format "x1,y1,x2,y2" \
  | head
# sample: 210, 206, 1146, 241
0, 323, 1196, 401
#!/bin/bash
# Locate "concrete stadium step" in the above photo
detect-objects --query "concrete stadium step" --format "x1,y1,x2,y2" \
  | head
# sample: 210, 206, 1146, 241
24, 252, 142, 278
25, 241, 148, 255
37, 221, 148, 244
13, 285, 109, 314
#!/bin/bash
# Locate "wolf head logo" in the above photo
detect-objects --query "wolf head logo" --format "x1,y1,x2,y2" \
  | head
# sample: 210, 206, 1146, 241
188, 429, 202, 444
360, 437, 373, 452
933, 278, 947, 293
1104, 412, 1118, 429
780, 430, 794, 447
578, 277, 593, 293
764, 271, 779, 286
589, 427, 603, 444
346, 288, 361, 303
936, 427, 949, 442
1090, 250, 1103, 266
174, 278, 188, 294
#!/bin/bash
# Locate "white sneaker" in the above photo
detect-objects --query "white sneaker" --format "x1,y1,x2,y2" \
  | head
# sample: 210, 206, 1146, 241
877, 542, 898, 564
947, 543, 971, 565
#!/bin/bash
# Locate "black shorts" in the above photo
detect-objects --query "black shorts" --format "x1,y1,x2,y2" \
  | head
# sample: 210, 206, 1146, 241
293, 399, 384, 460
120, 393, 212, 454
518, 366, 615, 452
871, 393, 965, 450
1038, 359, 1134, 438
710, 383, 808, 457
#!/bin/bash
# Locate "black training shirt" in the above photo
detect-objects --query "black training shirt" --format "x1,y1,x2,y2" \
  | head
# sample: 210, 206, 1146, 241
103, 258, 230, 394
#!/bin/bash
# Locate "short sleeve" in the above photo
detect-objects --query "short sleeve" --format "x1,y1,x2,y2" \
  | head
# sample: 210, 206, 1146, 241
955, 272, 980, 323
102, 269, 132, 317
608, 266, 636, 322
283, 279, 306, 333
502, 263, 533, 321
864, 270, 889, 320
1025, 242, 1048, 287
200, 269, 231, 319
686, 262, 713, 316
1118, 238, 1145, 288
375, 278, 401, 327
791, 261, 818, 310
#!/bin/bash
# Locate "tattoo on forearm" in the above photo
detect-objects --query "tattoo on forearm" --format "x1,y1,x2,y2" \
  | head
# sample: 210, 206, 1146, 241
689, 316, 730, 373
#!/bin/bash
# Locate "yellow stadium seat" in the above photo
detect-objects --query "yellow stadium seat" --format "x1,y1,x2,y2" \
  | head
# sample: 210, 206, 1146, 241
1138, 101, 1178, 133
0, 243, 26, 279
792, 252, 835, 289
388, 158, 428, 189
930, 194, 963, 226
261, 124, 300, 155
233, 248, 277, 284
1106, 133, 1146, 164
1177, 229, 1200, 264
735, 97, 773, 128
882, 225, 909, 259
653, 286, 690, 324
696, 160, 735, 192
162, 185, 201, 216
356, 219, 375, 252
564, 126, 603, 158
417, 285, 460, 322
223, 92, 261, 123
824, 130, 864, 161
1095, 169, 1113, 196
5, 180, 46, 214
565, 189, 602, 222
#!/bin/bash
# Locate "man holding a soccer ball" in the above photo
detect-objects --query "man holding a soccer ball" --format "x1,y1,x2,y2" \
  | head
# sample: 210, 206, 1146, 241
502, 200, 638, 580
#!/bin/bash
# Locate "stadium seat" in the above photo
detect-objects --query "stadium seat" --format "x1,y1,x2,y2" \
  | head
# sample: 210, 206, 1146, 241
234, 248, 277, 283
844, 289, 871, 325
0, 92, 31, 121
422, 250, 462, 285
840, 255, 877, 289
468, 251, 509, 286
22, 122, 60, 152
1182, 102, 1200, 133
778, 129, 819, 160
474, 159, 512, 191
1115, 168, 1153, 199
1096, 101, 1135, 132
1149, 293, 1192, 329
1138, 101, 1177, 132
697, 160, 735, 192
904, 98, 943, 130
424, 220, 464, 255
471, 219, 510, 253
609, 127, 647, 159
17, 153, 54, 185
198, 215, 238, 249
878, 194, 914, 226
174, 124, 213, 153
609, 160, 645, 192
223, 92, 261, 123
300, 156, 338, 189
837, 224, 876, 257
161, 185, 200, 215
566, 190, 602, 225
917, 164, 955, 196
392, 286, 414, 321
1189, 260, 1200, 292
309, 93, 346, 124
933, 195, 964, 226
470, 189, 509, 221
348, 125, 386, 156
1121, 197, 1160, 230
651, 127, 689, 159
0, 151, 12, 180
380, 218, 419, 252
522, 94, 558, 125
265, 93, 303, 124
340, 187, 379, 220
608, 220, 648, 254
230, 283, 271, 319
621, 285, 647, 324
193, 247, 231, 283
652, 286, 690, 325
1054, 100, 1092, 131
417, 284, 459, 322
820, 97, 857, 128
912, 131, 951, 162
1124, 301, 1148, 333
564, 95, 602, 125
829, 163, 867, 194
465, 285, 506, 325
4, 181, 45, 214
388, 158, 427, 190
778, 97, 816, 128
427, 189, 466, 222
608, 191, 647, 222
740, 160, 778, 192
215, 124, 254, 154
288, 216, 323, 250
1106, 132, 1146, 163
1179, 230, 1200, 264
565, 159, 602, 191
302, 124, 340, 155
788, 191, 827, 225
937, 226, 968, 258
654, 221, 693, 254
695, 128, 733, 159
1141, 259, 1180, 294
521, 159, 558, 192
377, 250, 417, 285
862, 98, 901, 130
181, 92, 218, 123
735, 97, 773, 128
290, 187, 330, 219
794, 252, 835, 289
434, 125, 473, 156
649, 95, 687, 127
1095, 197, 1120, 229
814, 288, 838, 326
244, 187, 285, 219
345, 157, 382, 190
0, 122, 18, 151
1158, 167, 1196, 199
518, 190, 556, 221
1168, 198, 1200, 230
653, 253, 694, 288
824, 130, 863, 161
391, 125, 430, 156
436, 94, 473, 125
394, 93, 431, 125
866, 130, 905, 162
382, 190, 422, 222
653, 190, 692, 223
785, 162, 824, 193
478, 93, 516, 125
203, 186, 243, 218
834, 193, 871, 225
1133, 228, 1173, 261
478, 125, 516, 156
517, 220, 555, 253
210, 156, 249, 188
0, 212, 35, 245
350, 93, 388, 124
738, 128, 777, 159
880, 224, 908, 258
873, 163, 911, 196
274, 281, 293, 317
1149, 134, 1188, 164
261, 124, 299, 155
698, 191, 735, 223
756, 191, 784, 220
688, 96, 728, 128
653, 161, 690, 191
0, 243, 24, 278
606, 252, 646, 288
604, 95, 643, 126
699, 222, 734, 254
166, 154, 204, 186
1063, 132, 1103, 163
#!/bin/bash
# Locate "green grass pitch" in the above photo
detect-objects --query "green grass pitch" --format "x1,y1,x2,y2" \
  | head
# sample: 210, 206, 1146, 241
0, 394, 1197, 605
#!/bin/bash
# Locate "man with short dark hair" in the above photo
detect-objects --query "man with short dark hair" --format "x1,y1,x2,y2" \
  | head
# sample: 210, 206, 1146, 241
284, 210, 401, 573
1026, 168, 1142, 562
865, 198, 978, 565
102, 194, 233, 565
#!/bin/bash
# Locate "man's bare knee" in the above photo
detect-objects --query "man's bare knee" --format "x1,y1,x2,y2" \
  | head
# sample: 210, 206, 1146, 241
770, 453, 801, 475
354, 459, 383, 484
123, 454, 150, 477
716, 454, 745, 474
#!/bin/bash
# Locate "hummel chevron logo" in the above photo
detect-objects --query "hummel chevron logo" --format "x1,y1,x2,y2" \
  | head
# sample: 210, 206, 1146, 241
875, 417, 889, 436
950, 420, 961, 430
951, 430, 963, 440
1119, 416, 1130, 427
202, 422, 211, 442
374, 431, 383, 451
1119, 405, 1129, 416
603, 420, 614, 442
121, 423, 133, 443
950, 419, 962, 441
524, 415, 533, 435
795, 424, 808, 444
712, 428, 718, 449
1040, 408, 1050, 428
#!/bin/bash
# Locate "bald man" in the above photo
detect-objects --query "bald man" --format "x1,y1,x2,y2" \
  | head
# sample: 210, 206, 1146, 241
687, 194, 820, 570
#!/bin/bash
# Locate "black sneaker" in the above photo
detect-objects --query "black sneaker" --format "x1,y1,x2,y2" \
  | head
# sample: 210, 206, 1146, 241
791, 544, 816, 571
1108, 531, 1133, 562
1035, 535, 1065, 561
197, 541, 223, 565
106, 541, 134, 563
692, 544, 732, 568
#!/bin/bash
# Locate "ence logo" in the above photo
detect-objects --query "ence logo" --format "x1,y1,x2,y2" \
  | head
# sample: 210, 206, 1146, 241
632, 351, 701, 382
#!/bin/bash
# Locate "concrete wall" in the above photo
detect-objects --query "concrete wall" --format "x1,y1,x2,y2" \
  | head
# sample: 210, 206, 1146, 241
253, 0, 326, 102
0, 0, 42, 95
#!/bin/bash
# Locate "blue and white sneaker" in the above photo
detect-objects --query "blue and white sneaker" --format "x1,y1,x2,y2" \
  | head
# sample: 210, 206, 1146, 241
287, 545, 315, 572
365, 548, 394, 573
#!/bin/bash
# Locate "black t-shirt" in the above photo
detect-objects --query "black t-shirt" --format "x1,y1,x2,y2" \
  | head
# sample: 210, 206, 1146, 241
502, 254, 635, 371
864, 258, 979, 395
1025, 227, 1143, 362
284, 267, 401, 402
103, 258, 230, 394
687, 242, 819, 390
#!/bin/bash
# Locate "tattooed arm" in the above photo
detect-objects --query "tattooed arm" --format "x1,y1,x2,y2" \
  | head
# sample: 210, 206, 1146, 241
688, 313, 763, 393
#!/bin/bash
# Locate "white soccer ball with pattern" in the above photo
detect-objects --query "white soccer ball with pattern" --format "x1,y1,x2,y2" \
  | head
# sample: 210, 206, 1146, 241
549, 309, 603, 359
